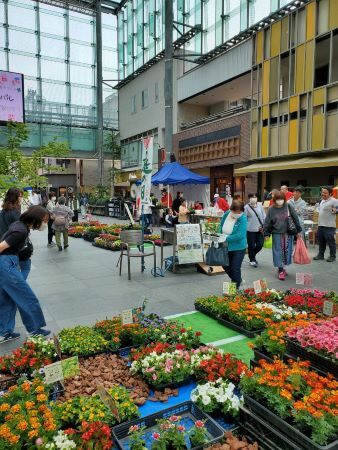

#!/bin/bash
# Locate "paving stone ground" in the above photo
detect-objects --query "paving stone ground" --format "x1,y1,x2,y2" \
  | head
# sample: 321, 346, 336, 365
1, 215, 338, 354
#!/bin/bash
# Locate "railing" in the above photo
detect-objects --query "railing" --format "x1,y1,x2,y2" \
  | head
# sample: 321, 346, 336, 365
180, 105, 246, 130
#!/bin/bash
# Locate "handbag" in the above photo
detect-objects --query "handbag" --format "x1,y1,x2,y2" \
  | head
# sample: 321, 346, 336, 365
205, 242, 229, 267
18, 237, 34, 261
287, 205, 298, 236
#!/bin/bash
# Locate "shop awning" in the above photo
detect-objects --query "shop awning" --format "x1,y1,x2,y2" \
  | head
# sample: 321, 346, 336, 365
234, 153, 338, 175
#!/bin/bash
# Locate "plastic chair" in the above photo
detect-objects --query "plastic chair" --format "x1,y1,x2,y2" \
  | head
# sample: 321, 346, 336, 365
119, 230, 156, 280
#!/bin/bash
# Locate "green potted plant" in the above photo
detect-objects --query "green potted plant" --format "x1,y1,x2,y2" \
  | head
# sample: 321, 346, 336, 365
128, 425, 147, 450
189, 420, 208, 447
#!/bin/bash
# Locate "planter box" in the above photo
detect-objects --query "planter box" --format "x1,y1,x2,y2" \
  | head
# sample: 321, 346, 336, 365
148, 376, 193, 391
112, 401, 224, 450
285, 338, 337, 378
239, 406, 301, 450
217, 317, 264, 338
194, 304, 219, 320
244, 395, 338, 450
253, 348, 275, 363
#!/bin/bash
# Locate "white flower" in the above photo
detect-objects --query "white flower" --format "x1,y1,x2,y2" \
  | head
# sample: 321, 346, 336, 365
202, 395, 211, 405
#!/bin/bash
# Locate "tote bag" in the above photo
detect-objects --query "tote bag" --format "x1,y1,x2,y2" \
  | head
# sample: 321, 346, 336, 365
293, 237, 311, 264
205, 242, 229, 267
263, 235, 272, 249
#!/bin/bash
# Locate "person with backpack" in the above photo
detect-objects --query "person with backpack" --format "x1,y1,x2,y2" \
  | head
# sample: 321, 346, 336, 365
0, 206, 50, 342
244, 194, 266, 267
52, 196, 74, 251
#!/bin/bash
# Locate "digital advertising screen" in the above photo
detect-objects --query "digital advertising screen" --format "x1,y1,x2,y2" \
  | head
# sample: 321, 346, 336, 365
0, 70, 25, 123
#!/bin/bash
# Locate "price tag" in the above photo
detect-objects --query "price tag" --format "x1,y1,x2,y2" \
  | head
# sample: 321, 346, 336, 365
132, 307, 143, 323
61, 356, 80, 379
296, 273, 305, 285
122, 309, 133, 325
96, 385, 120, 421
223, 282, 237, 295
44, 361, 64, 384
323, 301, 334, 316
53, 334, 62, 359
253, 279, 267, 294
296, 273, 313, 286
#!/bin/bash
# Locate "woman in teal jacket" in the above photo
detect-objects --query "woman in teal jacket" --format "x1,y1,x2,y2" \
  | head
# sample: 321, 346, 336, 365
218, 200, 247, 288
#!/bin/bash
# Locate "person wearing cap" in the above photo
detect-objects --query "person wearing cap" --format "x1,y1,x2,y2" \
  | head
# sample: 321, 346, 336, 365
288, 186, 307, 237
214, 193, 229, 212
161, 188, 172, 208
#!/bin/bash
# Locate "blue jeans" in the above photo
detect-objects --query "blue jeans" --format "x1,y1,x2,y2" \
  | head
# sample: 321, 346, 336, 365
0, 255, 46, 334
223, 249, 246, 288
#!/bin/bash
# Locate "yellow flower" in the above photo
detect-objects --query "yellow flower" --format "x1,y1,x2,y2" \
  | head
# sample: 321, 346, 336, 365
28, 429, 39, 439
10, 404, 21, 413
0, 403, 10, 412
35, 385, 45, 394
25, 401, 35, 410
37, 394, 47, 402
17, 421, 28, 431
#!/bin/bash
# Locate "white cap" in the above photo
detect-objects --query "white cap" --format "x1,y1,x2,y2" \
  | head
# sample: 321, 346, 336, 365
214, 194, 219, 198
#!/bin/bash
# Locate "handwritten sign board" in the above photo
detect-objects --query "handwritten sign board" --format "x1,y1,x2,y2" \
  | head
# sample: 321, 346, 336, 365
0, 70, 24, 123
44, 361, 64, 384
253, 279, 268, 294
176, 224, 203, 264
223, 282, 237, 295
122, 309, 133, 325
296, 273, 313, 286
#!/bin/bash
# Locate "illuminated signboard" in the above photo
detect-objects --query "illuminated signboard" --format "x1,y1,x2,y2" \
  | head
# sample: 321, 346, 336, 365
0, 70, 25, 123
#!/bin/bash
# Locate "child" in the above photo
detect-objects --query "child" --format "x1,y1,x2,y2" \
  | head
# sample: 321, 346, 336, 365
165, 208, 175, 228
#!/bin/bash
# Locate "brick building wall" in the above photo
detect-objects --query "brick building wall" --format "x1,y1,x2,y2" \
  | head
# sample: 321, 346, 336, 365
173, 111, 258, 199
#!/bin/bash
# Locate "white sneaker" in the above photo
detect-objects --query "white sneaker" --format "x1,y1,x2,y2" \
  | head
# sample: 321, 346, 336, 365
249, 261, 257, 267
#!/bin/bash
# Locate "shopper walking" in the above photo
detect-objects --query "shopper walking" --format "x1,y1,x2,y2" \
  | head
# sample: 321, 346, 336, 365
80, 193, 88, 219
178, 199, 190, 224
46, 192, 56, 247
314, 186, 338, 262
0, 206, 50, 342
263, 192, 302, 280
244, 194, 266, 267
68, 193, 79, 223
218, 200, 247, 288
52, 197, 74, 251
288, 186, 307, 238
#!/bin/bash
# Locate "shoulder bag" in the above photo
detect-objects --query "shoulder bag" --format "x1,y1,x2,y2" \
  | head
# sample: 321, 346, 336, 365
18, 237, 34, 261
287, 204, 298, 236
205, 242, 229, 267
249, 205, 264, 233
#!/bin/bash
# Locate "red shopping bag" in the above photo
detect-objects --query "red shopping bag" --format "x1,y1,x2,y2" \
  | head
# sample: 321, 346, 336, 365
293, 237, 312, 265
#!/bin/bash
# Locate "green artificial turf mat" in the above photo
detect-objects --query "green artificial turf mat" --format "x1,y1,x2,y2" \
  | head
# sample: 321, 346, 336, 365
218, 337, 254, 366
171, 312, 240, 343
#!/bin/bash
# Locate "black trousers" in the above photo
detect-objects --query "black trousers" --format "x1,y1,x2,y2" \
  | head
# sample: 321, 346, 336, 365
223, 249, 246, 288
247, 231, 264, 262
48, 219, 54, 244
317, 226, 336, 258
73, 210, 78, 222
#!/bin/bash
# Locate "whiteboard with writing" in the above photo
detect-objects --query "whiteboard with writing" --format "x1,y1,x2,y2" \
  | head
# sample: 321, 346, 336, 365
0, 71, 24, 123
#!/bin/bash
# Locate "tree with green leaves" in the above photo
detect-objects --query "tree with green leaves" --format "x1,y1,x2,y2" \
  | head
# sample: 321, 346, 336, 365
104, 130, 121, 197
0, 122, 70, 192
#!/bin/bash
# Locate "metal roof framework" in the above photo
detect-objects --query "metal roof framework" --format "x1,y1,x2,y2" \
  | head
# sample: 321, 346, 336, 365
35, 0, 121, 16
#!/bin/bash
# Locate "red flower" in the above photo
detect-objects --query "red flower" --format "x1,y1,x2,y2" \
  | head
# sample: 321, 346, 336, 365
195, 331, 202, 337
153, 432, 161, 440
195, 420, 204, 428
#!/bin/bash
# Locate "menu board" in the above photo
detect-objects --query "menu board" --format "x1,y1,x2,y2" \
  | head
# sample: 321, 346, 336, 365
176, 224, 203, 264
0, 71, 24, 123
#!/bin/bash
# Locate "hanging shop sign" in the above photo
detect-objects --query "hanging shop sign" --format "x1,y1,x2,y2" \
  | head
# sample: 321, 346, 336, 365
140, 136, 154, 206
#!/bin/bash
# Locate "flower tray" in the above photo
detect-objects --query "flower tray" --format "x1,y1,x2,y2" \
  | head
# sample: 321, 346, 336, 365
244, 395, 338, 450
239, 406, 301, 450
284, 353, 329, 379
92, 243, 122, 251
111, 344, 141, 358
148, 376, 193, 391
285, 338, 338, 378
194, 304, 218, 320
217, 317, 264, 338
253, 348, 274, 363
112, 401, 224, 450
0, 374, 17, 391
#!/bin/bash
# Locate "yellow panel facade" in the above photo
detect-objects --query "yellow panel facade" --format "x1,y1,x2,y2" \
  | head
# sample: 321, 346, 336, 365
312, 115, 325, 150
306, 2, 316, 41
289, 119, 299, 154
262, 105, 269, 119
262, 60, 270, 105
313, 88, 326, 106
295, 44, 305, 94
329, 0, 338, 29
261, 126, 269, 158
256, 31, 264, 64
289, 96, 299, 112
270, 21, 281, 58
305, 40, 314, 91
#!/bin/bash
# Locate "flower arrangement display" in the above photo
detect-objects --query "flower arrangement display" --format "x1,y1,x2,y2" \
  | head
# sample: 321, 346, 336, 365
255, 302, 306, 320
83, 225, 108, 242
130, 349, 192, 387
190, 379, 243, 416
194, 351, 248, 384
283, 288, 337, 314
194, 296, 221, 316
94, 236, 123, 251
59, 326, 109, 357
144, 322, 202, 349
243, 288, 284, 303
287, 317, 338, 362
252, 315, 317, 357
68, 225, 85, 238
43, 430, 77, 449
65, 421, 113, 450
0, 336, 56, 376
94, 317, 146, 349
139, 313, 165, 329
0, 377, 56, 448
240, 359, 338, 445
144, 234, 161, 241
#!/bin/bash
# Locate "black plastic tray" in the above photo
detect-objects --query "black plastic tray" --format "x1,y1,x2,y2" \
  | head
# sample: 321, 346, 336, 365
194, 304, 219, 320
284, 353, 329, 379
147, 376, 193, 391
285, 338, 337, 378
0, 374, 17, 391
217, 317, 264, 338
253, 348, 275, 363
112, 401, 224, 450
244, 395, 338, 450
239, 406, 302, 450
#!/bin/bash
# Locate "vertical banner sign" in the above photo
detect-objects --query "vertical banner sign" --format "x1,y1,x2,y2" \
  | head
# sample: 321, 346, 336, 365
140, 136, 154, 206
0, 71, 24, 123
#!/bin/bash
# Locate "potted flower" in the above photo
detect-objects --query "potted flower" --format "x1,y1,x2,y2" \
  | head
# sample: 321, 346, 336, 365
128, 425, 147, 450
156, 416, 187, 449
58, 326, 109, 357
189, 420, 208, 447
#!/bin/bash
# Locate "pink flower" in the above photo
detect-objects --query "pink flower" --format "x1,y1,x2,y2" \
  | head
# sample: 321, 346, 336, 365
35, 438, 44, 446
177, 425, 185, 432
195, 420, 205, 428
129, 425, 139, 433
152, 374, 157, 381
169, 415, 180, 422
153, 432, 161, 440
